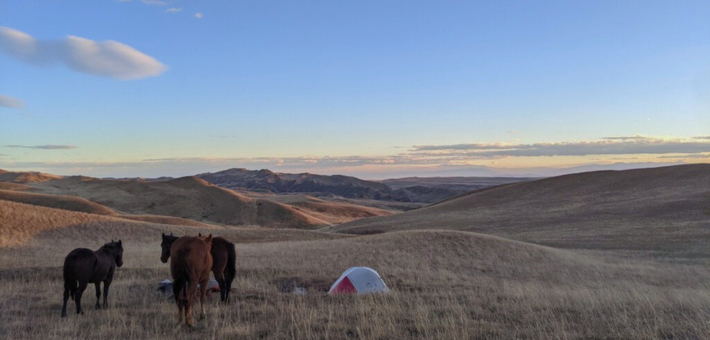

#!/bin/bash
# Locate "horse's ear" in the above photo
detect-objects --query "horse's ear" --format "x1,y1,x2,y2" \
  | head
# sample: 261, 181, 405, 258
170, 232, 173, 236
198, 232, 202, 237
111, 239, 114, 243
206, 234, 213, 243
162, 233, 165, 237
118, 240, 122, 247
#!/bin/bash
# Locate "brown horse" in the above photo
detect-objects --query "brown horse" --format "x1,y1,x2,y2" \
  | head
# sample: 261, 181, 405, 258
199, 232, 237, 302
165, 234, 213, 326
61, 240, 123, 317
162, 233, 237, 303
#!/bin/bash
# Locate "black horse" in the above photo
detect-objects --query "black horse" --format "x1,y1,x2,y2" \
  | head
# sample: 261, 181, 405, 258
61, 240, 123, 317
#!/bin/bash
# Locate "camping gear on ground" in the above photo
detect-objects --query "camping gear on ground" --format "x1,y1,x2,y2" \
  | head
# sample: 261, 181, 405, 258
328, 267, 390, 295
157, 278, 220, 295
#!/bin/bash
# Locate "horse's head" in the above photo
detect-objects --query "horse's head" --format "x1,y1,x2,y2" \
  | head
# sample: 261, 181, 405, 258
161, 233, 178, 263
104, 240, 124, 267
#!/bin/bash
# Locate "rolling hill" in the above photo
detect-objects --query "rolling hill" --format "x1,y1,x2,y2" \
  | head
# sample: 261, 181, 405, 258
0, 170, 62, 183
196, 168, 467, 203
25, 175, 327, 228
333, 164, 710, 257
0, 170, 400, 228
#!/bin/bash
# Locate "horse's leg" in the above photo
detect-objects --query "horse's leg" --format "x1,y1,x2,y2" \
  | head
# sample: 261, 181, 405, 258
226, 271, 235, 303
214, 269, 226, 303
172, 280, 184, 325
185, 279, 198, 327
94, 282, 101, 309
75, 281, 88, 315
61, 285, 70, 317
103, 277, 113, 308
198, 277, 209, 319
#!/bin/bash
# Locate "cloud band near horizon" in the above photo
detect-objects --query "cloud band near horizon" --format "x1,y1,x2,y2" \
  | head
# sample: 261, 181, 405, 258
4, 145, 77, 150
1, 136, 708, 174
412, 136, 710, 157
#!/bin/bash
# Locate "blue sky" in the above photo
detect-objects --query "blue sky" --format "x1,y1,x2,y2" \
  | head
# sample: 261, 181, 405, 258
1, 0, 708, 178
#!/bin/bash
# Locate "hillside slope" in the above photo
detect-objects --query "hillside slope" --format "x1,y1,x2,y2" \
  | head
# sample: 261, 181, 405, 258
334, 164, 710, 257
197, 168, 465, 203
29, 176, 328, 228
0, 170, 62, 183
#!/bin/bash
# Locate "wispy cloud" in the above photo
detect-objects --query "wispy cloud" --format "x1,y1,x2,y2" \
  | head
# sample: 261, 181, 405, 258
0, 94, 24, 109
143, 0, 167, 5
4, 145, 77, 150
194, 12, 204, 19
117, 0, 168, 5
166, 7, 182, 13
2, 136, 707, 178
412, 136, 710, 157
657, 153, 710, 159
0, 26, 166, 80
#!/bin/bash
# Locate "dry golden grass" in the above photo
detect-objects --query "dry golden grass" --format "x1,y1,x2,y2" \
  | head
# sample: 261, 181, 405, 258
0, 200, 345, 248
0, 227, 708, 340
0, 189, 119, 216
336, 164, 710, 257
249, 194, 394, 224
2, 165, 710, 339
0, 183, 34, 191
0, 170, 62, 183
26, 176, 328, 228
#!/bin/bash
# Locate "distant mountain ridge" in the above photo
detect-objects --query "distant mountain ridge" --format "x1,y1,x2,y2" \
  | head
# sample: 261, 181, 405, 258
196, 168, 469, 203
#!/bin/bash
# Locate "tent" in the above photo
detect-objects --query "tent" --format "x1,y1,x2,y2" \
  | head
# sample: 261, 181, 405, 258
328, 267, 390, 295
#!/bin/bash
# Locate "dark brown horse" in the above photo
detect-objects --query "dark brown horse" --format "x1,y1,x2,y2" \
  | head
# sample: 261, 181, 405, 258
61, 240, 123, 317
165, 234, 213, 326
199, 232, 237, 302
162, 233, 237, 303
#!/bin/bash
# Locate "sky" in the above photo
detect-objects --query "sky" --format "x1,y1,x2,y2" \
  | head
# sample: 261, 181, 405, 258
0, 0, 708, 179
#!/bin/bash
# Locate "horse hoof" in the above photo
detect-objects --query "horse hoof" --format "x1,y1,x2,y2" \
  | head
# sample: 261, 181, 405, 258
95, 305, 101, 310
61, 313, 67, 318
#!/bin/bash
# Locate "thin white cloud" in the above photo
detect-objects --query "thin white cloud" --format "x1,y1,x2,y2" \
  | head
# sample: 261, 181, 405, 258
166, 7, 182, 13
0, 94, 24, 109
141, 0, 167, 5
412, 136, 710, 157
2, 135, 707, 178
194, 12, 204, 19
0, 26, 167, 80
4, 145, 77, 150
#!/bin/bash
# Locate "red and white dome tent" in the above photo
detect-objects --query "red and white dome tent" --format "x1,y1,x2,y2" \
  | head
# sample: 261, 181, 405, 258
328, 267, 390, 295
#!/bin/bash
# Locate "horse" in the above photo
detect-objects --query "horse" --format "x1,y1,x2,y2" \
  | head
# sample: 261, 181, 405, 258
165, 234, 213, 326
61, 240, 123, 317
199, 232, 237, 302
162, 232, 237, 303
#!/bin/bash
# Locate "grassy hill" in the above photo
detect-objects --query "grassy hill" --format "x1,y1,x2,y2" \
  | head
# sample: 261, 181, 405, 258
1, 224, 707, 339
333, 164, 710, 257
1, 171, 395, 229
26, 175, 328, 228
0, 170, 62, 183
1, 165, 709, 339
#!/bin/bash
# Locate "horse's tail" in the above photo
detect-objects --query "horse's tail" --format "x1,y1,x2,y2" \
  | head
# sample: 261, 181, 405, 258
225, 242, 237, 284
63, 261, 78, 301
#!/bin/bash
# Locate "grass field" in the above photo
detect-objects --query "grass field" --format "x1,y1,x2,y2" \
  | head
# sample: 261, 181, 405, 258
1, 222, 709, 339
1, 165, 709, 339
